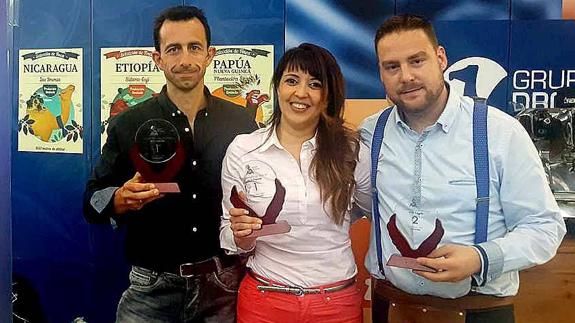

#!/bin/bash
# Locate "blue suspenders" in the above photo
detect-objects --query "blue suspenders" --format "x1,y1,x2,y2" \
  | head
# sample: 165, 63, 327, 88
370, 98, 489, 274
472, 99, 490, 244
370, 108, 393, 274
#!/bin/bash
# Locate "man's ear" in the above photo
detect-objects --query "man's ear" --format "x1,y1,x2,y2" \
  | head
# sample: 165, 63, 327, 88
205, 46, 216, 66
437, 45, 448, 72
152, 51, 163, 71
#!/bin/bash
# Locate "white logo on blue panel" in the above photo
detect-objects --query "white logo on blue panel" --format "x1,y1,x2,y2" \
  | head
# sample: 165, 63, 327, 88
444, 57, 507, 101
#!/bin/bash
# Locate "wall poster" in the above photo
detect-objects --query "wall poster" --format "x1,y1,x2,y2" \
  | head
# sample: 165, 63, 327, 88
18, 48, 83, 153
100, 47, 165, 149
205, 45, 274, 126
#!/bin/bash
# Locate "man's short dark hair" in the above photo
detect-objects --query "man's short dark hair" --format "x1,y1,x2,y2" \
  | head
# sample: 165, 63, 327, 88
153, 5, 211, 51
374, 14, 438, 54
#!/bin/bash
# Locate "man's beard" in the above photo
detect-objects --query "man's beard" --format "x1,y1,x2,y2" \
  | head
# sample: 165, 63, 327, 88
393, 78, 444, 113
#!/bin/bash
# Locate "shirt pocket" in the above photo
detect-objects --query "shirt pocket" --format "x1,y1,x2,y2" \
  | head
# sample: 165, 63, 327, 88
448, 179, 476, 185
445, 178, 477, 211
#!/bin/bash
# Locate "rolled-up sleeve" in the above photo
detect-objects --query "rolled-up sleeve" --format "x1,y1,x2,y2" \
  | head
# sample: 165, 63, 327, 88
83, 117, 125, 225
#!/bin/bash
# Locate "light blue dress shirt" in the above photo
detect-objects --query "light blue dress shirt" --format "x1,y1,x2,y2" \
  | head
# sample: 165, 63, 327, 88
360, 91, 566, 298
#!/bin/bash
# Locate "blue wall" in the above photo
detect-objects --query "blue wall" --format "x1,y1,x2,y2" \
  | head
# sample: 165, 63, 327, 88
9, 0, 574, 322
11, 1, 284, 322
12, 1, 92, 321
286, 0, 573, 114
1, 0, 13, 320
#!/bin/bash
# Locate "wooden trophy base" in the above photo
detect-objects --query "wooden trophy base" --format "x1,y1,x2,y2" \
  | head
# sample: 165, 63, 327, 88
154, 182, 180, 193
386, 254, 436, 272
248, 220, 291, 238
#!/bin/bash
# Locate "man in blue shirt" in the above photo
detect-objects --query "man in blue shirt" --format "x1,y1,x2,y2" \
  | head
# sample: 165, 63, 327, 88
360, 14, 566, 323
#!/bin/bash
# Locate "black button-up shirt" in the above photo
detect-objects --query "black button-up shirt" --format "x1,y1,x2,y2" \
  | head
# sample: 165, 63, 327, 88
84, 87, 258, 271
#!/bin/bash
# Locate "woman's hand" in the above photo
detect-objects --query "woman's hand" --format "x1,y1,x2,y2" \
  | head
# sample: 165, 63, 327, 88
229, 191, 262, 250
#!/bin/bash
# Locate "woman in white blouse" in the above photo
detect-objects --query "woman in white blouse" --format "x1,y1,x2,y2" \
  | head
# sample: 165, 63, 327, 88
219, 43, 371, 323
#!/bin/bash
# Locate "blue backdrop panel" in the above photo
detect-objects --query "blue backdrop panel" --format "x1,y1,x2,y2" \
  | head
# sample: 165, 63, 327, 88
1, 0, 12, 320
511, 0, 563, 20
286, 0, 394, 99
508, 20, 575, 110
11, 0, 93, 322
396, 0, 510, 20
90, 1, 182, 321
393, 2, 513, 113
437, 21, 511, 113
191, 0, 285, 68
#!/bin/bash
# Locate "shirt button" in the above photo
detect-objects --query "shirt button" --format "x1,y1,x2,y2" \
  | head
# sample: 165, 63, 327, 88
192, 160, 197, 166
204, 112, 208, 116
192, 194, 197, 199
177, 110, 181, 114
419, 281, 425, 286
192, 227, 197, 233
184, 127, 190, 132
171, 112, 176, 117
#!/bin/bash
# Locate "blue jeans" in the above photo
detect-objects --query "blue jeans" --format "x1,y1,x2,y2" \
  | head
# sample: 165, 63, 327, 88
116, 262, 243, 323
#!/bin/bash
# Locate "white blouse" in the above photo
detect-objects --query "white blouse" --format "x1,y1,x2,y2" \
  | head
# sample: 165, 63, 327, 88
219, 126, 371, 287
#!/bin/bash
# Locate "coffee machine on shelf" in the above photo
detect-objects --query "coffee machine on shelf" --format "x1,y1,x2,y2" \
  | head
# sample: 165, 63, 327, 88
515, 88, 575, 219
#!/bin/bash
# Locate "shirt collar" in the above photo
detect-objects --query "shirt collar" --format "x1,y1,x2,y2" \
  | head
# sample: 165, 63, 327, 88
435, 84, 459, 133
306, 132, 318, 149
257, 125, 318, 153
157, 85, 214, 115
257, 126, 281, 152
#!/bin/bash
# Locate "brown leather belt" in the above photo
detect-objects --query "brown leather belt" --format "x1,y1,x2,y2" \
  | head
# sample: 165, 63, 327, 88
373, 278, 514, 311
249, 270, 355, 297
158, 255, 239, 277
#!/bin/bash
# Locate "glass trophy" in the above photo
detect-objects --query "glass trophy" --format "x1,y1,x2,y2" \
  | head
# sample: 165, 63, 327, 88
129, 118, 184, 193
229, 161, 291, 237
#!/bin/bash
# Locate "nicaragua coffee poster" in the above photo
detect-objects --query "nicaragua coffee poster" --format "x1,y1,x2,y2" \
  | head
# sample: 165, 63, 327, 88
100, 47, 165, 149
205, 45, 274, 126
18, 48, 83, 154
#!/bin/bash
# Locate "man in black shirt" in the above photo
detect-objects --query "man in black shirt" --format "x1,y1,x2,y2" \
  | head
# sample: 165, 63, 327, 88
83, 5, 257, 322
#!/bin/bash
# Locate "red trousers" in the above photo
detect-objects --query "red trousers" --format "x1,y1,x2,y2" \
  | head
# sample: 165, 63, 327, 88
237, 273, 363, 323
